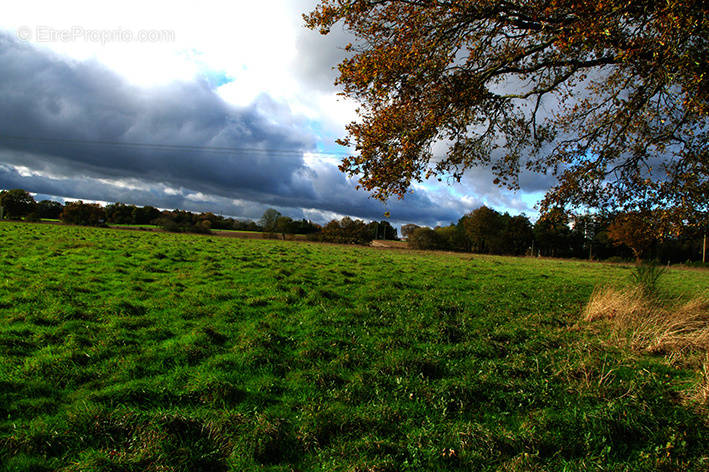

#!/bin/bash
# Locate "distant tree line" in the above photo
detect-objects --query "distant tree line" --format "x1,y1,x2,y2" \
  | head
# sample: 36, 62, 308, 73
309, 217, 396, 245
259, 208, 397, 245
0, 189, 398, 245
404, 206, 706, 263
258, 208, 321, 238
0, 189, 258, 232
3, 188, 701, 260
401, 206, 704, 262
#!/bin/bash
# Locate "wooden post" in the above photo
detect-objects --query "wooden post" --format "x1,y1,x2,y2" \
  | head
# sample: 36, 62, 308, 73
703, 232, 707, 264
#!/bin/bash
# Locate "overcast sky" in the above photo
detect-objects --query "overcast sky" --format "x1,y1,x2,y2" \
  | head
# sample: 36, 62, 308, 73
0, 0, 547, 227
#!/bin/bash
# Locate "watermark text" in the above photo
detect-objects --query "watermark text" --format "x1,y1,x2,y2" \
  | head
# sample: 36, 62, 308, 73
17, 25, 175, 44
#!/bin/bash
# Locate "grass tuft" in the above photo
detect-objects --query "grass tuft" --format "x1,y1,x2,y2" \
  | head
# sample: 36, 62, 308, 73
585, 285, 709, 404
631, 262, 668, 297
583, 285, 648, 323
584, 286, 709, 355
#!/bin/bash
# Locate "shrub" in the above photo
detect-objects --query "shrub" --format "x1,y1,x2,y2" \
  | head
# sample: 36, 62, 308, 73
154, 217, 211, 234
684, 261, 709, 268
585, 286, 709, 355
24, 212, 41, 223
408, 227, 445, 250
605, 256, 632, 264
319, 217, 372, 245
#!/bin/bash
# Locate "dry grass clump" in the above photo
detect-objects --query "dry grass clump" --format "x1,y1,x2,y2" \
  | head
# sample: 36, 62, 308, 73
652, 297, 709, 354
584, 286, 709, 404
584, 286, 708, 353
693, 354, 709, 405
583, 286, 648, 323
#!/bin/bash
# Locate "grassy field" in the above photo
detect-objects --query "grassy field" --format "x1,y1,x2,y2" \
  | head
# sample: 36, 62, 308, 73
108, 224, 160, 230
106, 225, 305, 241
0, 221, 707, 471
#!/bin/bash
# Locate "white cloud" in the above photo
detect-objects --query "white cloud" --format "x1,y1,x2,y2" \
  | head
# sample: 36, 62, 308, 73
0, 0, 358, 140
185, 191, 213, 202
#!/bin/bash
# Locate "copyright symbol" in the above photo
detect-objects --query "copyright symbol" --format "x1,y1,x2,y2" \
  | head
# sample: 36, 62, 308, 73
17, 26, 32, 41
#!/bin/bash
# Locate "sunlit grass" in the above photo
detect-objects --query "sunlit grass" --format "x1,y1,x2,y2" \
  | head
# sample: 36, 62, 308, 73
1, 221, 708, 471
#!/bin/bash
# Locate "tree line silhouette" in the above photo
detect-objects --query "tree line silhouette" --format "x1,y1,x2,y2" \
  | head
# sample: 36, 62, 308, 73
0, 188, 705, 263
0, 189, 396, 245
405, 207, 704, 264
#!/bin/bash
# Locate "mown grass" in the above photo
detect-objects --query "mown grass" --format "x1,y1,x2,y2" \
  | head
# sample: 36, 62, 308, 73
0, 221, 707, 471
108, 224, 160, 230
212, 229, 263, 234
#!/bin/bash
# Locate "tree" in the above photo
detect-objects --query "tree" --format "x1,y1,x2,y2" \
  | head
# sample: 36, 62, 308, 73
0, 189, 36, 219
105, 202, 136, 224
367, 220, 398, 240
320, 217, 373, 244
260, 209, 282, 233
275, 216, 294, 239
435, 224, 470, 252
153, 209, 211, 234
305, 1, 708, 227
458, 207, 533, 255
291, 219, 321, 235
132, 205, 161, 225
408, 227, 445, 250
36, 200, 64, 220
400, 224, 420, 239
460, 206, 504, 254
607, 211, 663, 261
533, 209, 573, 258
237, 220, 262, 232
502, 214, 534, 256
60, 201, 106, 226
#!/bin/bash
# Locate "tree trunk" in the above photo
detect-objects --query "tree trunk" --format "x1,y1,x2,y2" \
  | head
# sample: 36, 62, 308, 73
632, 248, 642, 263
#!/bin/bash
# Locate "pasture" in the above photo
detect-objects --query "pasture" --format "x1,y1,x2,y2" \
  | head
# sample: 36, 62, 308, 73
0, 221, 707, 471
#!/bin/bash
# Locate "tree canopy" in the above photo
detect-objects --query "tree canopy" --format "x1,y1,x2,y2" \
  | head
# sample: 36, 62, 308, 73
0, 189, 36, 219
260, 209, 283, 233
305, 0, 708, 228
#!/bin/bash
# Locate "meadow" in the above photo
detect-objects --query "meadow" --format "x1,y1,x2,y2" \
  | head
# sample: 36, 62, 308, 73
0, 221, 707, 471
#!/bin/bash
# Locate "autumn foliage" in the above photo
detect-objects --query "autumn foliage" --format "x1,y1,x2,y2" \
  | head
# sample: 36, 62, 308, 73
607, 211, 662, 261
305, 0, 708, 227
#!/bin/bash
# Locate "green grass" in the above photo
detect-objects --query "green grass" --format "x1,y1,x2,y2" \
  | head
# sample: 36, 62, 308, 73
212, 229, 264, 234
109, 224, 160, 229
0, 221, 707, 471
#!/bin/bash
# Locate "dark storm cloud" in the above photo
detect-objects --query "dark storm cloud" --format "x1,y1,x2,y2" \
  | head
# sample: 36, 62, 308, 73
0, 31, 543, 227
0, 162, 272, 219
0, 160, 467, 227
0, 33, 318, 201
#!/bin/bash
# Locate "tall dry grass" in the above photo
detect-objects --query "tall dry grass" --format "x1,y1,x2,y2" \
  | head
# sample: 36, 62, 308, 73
583, 286, 709, 405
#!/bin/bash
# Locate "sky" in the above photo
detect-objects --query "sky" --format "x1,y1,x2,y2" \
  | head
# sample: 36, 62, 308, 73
0, 0, 548, 227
